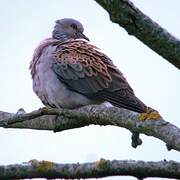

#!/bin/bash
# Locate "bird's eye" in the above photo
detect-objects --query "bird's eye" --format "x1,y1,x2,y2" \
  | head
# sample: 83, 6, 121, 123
70, 23, 77, 29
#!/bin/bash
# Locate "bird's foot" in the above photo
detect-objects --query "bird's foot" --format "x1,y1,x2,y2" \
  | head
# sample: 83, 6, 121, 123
138, 107, 161, 121
39, 106, 51, 113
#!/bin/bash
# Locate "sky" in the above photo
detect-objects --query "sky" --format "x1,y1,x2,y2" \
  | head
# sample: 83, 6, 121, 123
0, 0, 180, 180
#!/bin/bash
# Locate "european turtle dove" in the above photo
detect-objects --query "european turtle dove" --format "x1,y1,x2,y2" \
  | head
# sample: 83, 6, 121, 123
30, 18, 160, 119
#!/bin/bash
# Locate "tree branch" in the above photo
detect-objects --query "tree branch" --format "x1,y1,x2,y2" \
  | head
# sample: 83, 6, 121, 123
0, 105, 180, 152
94, 0, 180, 70
0, 159, 180, 179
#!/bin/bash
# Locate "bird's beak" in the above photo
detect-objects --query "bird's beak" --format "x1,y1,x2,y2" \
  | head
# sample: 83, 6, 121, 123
77, 32, 89, 41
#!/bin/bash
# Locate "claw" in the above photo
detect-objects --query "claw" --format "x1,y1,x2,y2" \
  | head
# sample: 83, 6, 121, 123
39, 106, 51, 113
138, 107, 161, 121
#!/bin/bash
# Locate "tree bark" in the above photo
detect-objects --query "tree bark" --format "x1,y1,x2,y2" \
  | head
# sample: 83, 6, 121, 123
94, 0, 180, 70
0, 105, 180, 152
0, 159, 180, 179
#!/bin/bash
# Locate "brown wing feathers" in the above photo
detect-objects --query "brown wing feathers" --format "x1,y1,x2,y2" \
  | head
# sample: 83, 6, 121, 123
52, 40, 147, 113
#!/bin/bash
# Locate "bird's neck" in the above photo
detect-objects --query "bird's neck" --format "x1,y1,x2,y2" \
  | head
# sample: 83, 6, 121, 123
52, 30, 70, 42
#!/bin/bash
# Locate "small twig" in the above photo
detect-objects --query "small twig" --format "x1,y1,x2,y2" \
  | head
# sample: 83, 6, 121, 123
131, 132, 142, 148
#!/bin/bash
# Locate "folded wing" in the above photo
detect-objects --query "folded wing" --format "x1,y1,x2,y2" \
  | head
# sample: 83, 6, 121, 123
52, 39, 146, 113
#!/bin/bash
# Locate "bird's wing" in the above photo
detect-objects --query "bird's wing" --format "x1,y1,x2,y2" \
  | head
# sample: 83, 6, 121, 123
52, 39, 146, 113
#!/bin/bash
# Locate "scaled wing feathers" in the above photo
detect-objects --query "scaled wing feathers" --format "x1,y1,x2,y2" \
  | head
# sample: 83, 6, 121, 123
52, 39, 146, 113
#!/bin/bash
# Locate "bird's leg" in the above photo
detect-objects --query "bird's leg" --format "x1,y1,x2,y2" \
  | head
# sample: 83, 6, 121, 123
138, 107, 161, 121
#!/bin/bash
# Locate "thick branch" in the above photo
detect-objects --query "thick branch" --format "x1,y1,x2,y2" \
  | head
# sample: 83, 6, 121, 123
0, 159, 180, 179
0, 105, 180, 152
94, 0, 180, 70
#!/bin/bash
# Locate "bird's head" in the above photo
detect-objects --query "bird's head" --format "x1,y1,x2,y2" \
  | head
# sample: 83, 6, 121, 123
52, 18, 89, 41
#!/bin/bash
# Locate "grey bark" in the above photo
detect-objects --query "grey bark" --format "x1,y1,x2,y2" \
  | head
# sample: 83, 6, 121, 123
94, 0, 180, 70
0, 105, 180, 152
0, 159, 180, 179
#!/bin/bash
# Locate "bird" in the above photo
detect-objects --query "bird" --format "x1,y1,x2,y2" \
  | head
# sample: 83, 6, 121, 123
30, 18, 160, 119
